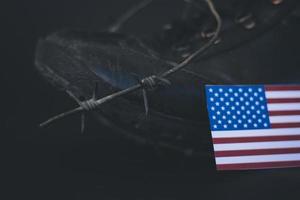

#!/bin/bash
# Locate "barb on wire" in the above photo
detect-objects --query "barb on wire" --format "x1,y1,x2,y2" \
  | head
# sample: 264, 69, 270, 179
39, 0, 222, 131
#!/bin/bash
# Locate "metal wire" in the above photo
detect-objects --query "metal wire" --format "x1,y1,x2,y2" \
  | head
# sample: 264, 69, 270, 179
39, 0, 222, 128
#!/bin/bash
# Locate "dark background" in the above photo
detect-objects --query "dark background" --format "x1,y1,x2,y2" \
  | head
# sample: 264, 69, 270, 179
5, 0, 300, 199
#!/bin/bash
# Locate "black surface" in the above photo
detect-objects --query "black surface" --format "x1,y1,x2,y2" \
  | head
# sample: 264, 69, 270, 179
6, 0, 300, 199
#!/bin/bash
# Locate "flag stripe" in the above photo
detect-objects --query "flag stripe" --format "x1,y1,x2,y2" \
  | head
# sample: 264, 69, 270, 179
215, 153, 300, 164
269, 115, 300, 123
269, 110, 300, 116
265, 91, 300, 99
265, 85, 300, 91
271, 123, 300, 128
267, 103, 300, 111
212, 128, 300, 138
207, 85, 300, 170
213, 135, 300, 144
267, 98, 300, 103
214, 148, 300, 157
213, 140, 300, 151
217, 160, 300, 170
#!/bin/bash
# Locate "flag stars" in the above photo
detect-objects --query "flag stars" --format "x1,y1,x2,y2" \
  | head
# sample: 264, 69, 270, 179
207, 86, 270, 131
259, 97, 264, 101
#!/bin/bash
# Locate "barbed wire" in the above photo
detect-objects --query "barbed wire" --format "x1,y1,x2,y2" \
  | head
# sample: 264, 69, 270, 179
39, 0, 222, 132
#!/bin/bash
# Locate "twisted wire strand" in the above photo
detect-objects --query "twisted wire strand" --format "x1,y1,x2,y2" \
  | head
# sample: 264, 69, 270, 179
40, 0, 222, 128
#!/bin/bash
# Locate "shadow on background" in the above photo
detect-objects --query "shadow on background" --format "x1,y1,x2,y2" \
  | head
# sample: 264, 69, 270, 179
5, 0, 300, 199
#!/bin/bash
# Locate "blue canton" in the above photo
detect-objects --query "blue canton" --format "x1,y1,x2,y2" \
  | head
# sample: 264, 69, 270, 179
206, 85, 271, 131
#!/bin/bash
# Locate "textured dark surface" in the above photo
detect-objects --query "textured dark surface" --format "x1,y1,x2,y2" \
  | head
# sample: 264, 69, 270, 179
34, 0, 300, 154
5, 0, 300, 199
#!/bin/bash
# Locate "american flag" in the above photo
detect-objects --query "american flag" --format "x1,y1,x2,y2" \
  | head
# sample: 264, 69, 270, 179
206, 85, 300, 170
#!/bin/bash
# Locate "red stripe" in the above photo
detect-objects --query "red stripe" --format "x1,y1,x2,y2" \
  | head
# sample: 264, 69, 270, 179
217, 160, 300, 170
267, 98, 300, 103
213, 135, 300, 144
265, 85, 300, 91
269, 110, 300, 116
214, 148, 300, 157
271, 123, 300, 128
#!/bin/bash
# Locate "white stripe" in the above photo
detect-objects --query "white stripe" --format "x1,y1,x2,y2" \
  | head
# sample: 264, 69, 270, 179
215, 153, 300, 164
266, 91, 300, 99
270, 115, 300, 123
213, 140, 300, 151
211, 128, 300, 138
267, 103, 300, 111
